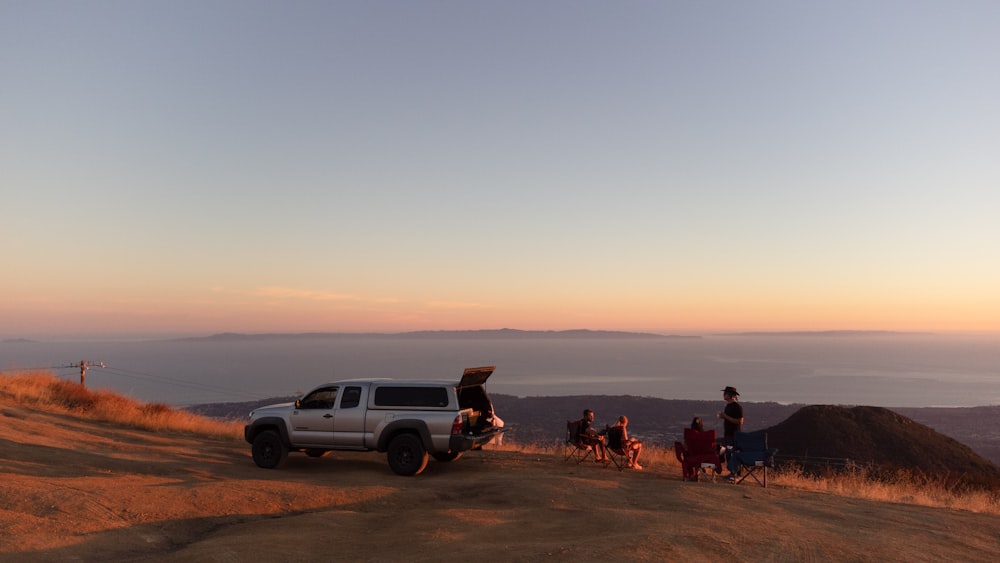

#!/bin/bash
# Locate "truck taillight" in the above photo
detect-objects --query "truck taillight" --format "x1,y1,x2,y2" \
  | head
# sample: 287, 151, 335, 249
451, 415, 463, 435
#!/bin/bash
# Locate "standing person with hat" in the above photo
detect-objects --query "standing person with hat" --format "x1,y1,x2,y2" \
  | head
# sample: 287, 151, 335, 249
718, 386, 744, 444
718, 386, 744, 480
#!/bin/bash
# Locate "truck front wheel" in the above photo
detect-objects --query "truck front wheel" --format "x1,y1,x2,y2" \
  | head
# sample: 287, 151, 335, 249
252, 430, 288, 469
387, 434, 429, 476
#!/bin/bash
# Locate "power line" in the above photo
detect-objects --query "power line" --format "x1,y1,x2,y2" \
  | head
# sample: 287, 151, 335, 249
2, 361, 103, 385
3, 363, 272, 403
99, 365, 271, 402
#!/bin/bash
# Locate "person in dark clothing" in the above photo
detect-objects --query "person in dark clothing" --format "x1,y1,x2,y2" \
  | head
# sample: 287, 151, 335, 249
718, 386, 743, 443
718, 386, 744, 479
579, 408, 607, 462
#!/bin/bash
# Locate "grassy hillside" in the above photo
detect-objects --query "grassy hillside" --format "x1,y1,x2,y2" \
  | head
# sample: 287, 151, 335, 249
2, 371, 1000, 560
0, 371, 242, 440
3, 371, 998, 514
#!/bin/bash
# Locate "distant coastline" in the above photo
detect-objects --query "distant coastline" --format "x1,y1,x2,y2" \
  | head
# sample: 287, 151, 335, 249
169, 329, 701, 342
4, 330, 964, 344
0, 338, 36, 344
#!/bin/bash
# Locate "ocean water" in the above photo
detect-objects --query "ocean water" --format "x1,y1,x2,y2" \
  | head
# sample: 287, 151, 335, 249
1, 334, 997, 408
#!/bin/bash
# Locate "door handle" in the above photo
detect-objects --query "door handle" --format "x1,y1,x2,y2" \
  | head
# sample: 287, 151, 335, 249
323, 414, 333, 418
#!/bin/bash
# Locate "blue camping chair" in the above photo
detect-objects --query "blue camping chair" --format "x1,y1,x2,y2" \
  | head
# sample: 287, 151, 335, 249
732, 430, 778, 487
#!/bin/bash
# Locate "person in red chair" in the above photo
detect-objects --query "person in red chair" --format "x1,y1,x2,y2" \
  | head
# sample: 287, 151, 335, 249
579, 409, 607, 462
688, 415, 720, 459
679, 416, 722, 480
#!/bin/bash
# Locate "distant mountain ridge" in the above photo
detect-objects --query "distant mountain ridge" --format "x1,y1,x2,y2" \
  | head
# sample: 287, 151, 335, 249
170, 329, 697, 342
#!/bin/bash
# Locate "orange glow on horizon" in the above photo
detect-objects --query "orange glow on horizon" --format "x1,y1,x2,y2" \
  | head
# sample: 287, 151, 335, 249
2, 283, 997, 337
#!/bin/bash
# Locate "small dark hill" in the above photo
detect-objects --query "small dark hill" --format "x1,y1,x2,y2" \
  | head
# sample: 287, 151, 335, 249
767, 405, 1000, 490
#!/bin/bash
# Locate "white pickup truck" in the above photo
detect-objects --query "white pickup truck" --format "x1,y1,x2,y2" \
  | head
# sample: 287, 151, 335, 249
243, 366, 504, 476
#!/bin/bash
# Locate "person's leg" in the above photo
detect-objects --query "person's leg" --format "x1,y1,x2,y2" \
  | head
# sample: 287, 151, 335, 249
722, 436, 736, 477
726, 452, 739, 477
584, 434, 605, 461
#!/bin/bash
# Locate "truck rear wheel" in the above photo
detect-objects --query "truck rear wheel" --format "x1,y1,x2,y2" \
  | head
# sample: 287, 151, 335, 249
387, 434, 429, 476
252, 430, 287, 469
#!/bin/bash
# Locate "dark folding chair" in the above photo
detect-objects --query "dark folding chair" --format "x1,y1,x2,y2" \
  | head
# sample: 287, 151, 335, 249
732, 430, 778, 487
564, 419, 597, 464
604, 425, 630, 471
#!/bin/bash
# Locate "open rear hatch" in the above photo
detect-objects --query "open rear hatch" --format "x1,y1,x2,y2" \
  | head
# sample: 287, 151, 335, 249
458, 365, 495, 388
456, 366, 502, 439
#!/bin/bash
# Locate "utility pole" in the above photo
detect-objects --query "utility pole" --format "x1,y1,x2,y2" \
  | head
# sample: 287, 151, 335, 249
8, 362, 105, 387
67, 360, 105, 387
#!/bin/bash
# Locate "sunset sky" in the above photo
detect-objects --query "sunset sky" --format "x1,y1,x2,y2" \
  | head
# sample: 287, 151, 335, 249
2, 1, 998, 338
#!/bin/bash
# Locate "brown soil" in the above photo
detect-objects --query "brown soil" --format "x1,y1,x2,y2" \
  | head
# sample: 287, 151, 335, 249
2, 401, 999, 562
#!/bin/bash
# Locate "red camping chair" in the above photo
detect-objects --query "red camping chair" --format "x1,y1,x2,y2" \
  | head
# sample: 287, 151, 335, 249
674, 428, 722, 481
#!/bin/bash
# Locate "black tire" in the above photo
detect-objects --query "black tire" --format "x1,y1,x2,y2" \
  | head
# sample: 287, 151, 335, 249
386, 434, 429, 476
251, 430, 288, 469
305, 449, 330, 458
432, 451, 463, 462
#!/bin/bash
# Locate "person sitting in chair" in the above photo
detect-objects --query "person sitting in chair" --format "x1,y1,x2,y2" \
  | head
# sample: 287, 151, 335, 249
608, 415, 643, 470
690, 416, 705, 431
677, 416, 721, 480
579, 409, 607, 462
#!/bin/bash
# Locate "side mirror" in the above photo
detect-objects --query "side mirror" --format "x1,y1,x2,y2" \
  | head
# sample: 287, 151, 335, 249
294, 399, 301, 409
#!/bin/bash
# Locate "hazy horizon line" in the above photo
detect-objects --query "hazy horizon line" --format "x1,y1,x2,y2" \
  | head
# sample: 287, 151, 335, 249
6, 327, 997, 344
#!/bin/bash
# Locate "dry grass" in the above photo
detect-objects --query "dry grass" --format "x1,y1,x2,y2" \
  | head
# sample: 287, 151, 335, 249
0, 371, 243, 440
495, 438, 1000, 515
772, 462, 1000, 514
